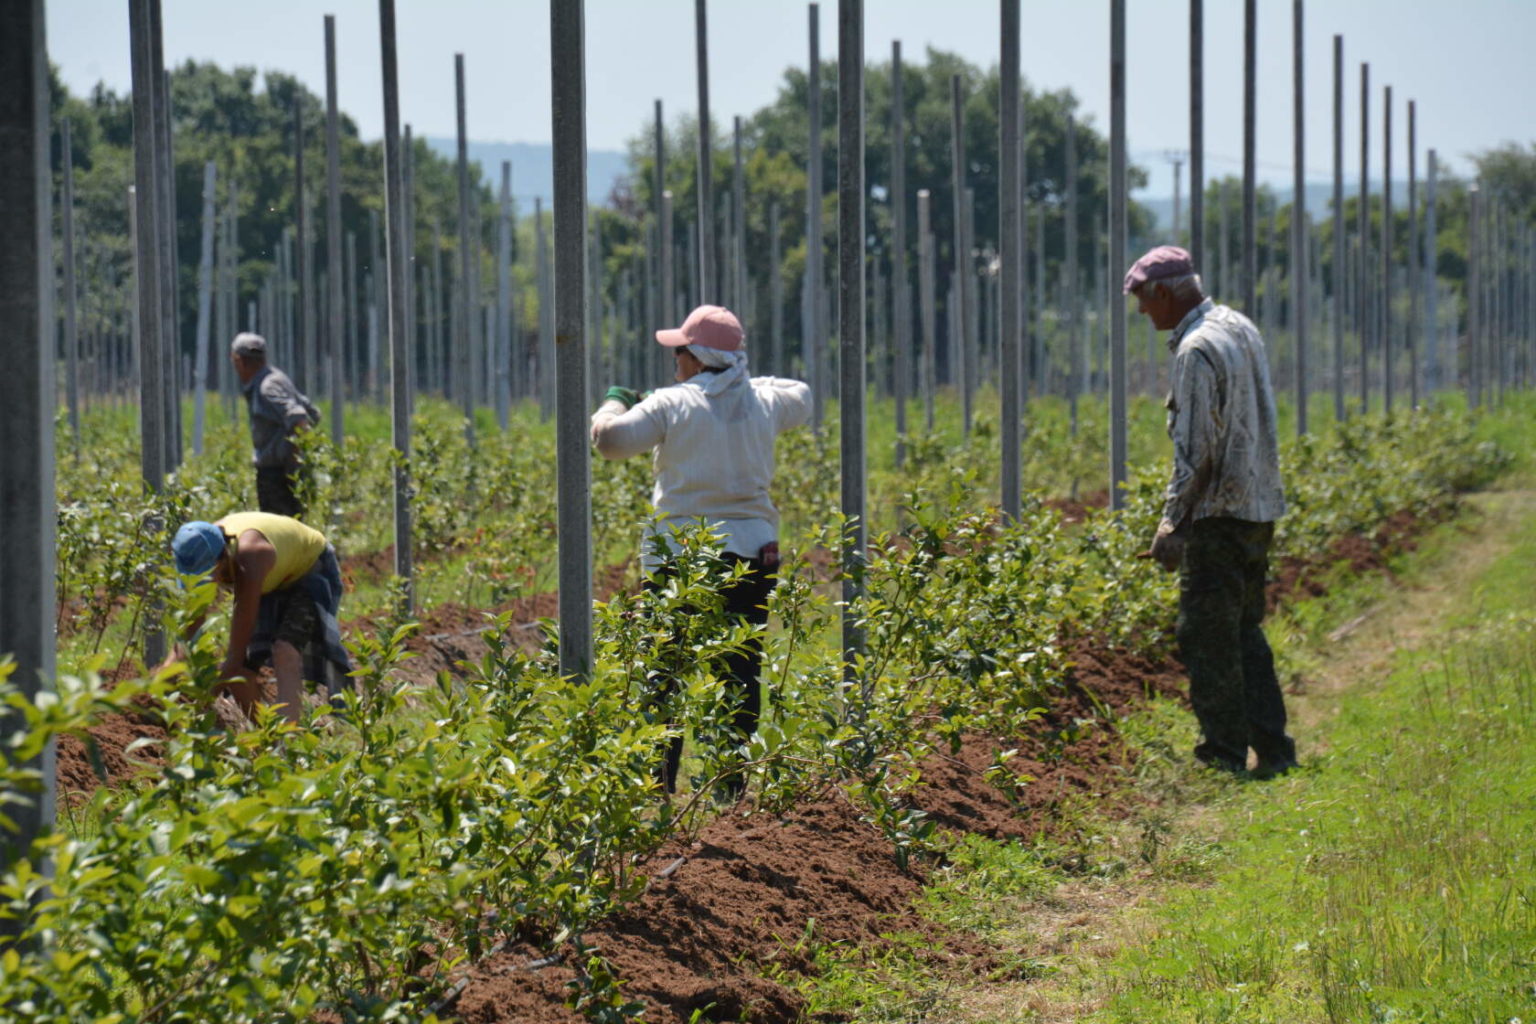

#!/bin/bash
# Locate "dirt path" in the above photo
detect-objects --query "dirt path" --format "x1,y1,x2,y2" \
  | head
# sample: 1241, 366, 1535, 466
950, 488, 1536, 1023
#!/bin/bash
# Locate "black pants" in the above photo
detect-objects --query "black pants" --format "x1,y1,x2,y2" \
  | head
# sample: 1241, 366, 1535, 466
256, 465, 304, 518
1178, 517, 1296, 771
645, 552, 775, 794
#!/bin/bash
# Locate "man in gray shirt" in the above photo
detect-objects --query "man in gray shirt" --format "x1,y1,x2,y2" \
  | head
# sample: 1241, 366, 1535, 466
230, 333, 319, 517
1125, 245, 1297, 779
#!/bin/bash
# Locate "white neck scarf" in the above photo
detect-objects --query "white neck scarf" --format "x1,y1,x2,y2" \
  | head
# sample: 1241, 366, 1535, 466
687, 345, 750, 396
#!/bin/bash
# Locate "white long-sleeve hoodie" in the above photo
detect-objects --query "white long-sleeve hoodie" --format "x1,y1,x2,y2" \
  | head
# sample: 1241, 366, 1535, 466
591, 372, 811, 566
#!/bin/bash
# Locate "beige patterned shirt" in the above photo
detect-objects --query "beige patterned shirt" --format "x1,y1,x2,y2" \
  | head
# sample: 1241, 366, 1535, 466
1162, 299, 1286, 528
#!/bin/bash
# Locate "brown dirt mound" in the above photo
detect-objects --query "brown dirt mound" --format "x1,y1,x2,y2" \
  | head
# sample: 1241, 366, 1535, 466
452, 795, 978, 1024
908, 643, 1186, 843
444, 643, 1186, 1023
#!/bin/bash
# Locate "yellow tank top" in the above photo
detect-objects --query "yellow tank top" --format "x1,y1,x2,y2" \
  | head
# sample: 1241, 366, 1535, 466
218, 512, 327, 594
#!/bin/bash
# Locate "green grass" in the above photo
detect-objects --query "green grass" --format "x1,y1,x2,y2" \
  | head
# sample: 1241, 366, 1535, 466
1084, 495, 1536, 1024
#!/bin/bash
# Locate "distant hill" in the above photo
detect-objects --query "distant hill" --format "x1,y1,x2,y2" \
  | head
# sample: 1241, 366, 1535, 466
422, 138, 630, 210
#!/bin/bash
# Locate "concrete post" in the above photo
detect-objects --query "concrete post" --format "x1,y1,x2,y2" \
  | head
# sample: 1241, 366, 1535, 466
1291, 0, 1308, 434
1065, 113, 1080, 435
1331, 34, 1345, 420
455, 53, 475, 442
732, 116, 746, 319
950, 74, 971, 436
1382, 85, 1394, 415
1000, 0, 1021, 516
1407, 100, 1418, 408
891, 40, 909, 467
1109, 0, 1128, 509
837, 0, 865, 687
1189, 0, 1204, 277
1358, 62, 1370, 413
325, 15, 345, 445
694, 0, 713, 303
769, 200, 783, 376
61, 117, 80, 454
294, 99, 310, 392
191, 160, 215, 454
1425, 149, 1439, 394
1241, 0, 1257, 317
806, 2, 824, 425
496, 161, 511, 429
918, 190, 936, 431
378, 0, 414, 610
551, 0, 592, 679
0, 0, 57, 898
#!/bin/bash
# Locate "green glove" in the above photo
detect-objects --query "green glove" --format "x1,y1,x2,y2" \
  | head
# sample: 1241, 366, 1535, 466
604, 385, 641, 409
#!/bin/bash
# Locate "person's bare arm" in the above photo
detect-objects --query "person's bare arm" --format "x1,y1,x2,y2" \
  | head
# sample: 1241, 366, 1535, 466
220, 530, 277, 682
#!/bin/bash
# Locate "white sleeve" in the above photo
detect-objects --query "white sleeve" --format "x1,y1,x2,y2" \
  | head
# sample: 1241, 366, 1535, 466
591, 397, 667, 459
755, 377, 812, 433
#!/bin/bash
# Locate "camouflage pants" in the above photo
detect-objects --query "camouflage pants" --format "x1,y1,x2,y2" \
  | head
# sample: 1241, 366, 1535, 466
1177, 517, 1296, 771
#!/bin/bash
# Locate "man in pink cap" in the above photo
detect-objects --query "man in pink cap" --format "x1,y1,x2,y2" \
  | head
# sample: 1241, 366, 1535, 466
1124, 245, 1296, 778
591, 304, 811, 798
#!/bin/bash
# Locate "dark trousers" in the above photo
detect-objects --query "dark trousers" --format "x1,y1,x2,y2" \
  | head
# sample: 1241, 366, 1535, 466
645, 553, 775, 794
256, 465, 304, 518
1178, 517, 1296, 771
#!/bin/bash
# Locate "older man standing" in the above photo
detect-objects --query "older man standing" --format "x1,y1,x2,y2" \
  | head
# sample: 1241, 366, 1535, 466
230, 333, 319, 518
1125, 245, 1297, 778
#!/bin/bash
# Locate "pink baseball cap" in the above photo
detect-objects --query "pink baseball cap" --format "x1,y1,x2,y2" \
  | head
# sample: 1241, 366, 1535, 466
1123, 245, 1195, 295
655, 304, 744, 351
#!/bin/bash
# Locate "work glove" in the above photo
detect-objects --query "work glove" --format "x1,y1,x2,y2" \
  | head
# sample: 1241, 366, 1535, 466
604, 385, 642, 410
1140, 519, 1186, 573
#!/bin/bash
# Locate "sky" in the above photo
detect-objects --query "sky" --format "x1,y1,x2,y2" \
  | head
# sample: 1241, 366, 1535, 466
47, 0, 1536, 207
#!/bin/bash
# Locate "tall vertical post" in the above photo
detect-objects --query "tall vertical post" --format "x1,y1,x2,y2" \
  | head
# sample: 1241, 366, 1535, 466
61, 117, 80, 453
732, 115, 746, 319
1108, 0, 1128, 509
1424, 149, 1439, 395
654, 100, 671, 327
1065, 113, 1080, 435
694, 0, 713, 303
769, 200, 783, 375
1381, 85, 1394, 414
950, 74, 971, 436
1467, 184, 1480, 406
402, 125, 416, 399
496, 161, 511, 429
191, 161, 216, 455
1291, 0, 1308, 434
837, 0, 865, 686
551, 0, 592, 679
152, 26, 178, 470
129, 0, 167, 681
1358, 62, 1370, 412
455, 53, 476, 442
918, 190, 936, 431
891, 40, 909, 468
806, 3, 824, 425
1189, 0, 1204, 276
1241, 0, 1257, 317
325, 15, 345, 445
294, 98, 310, 391
0, 0, 56, 889
378, 0, 413, 610
1331, 34, 1344, 421
999, 0, 1021, 516
1407, 100, 1418, 409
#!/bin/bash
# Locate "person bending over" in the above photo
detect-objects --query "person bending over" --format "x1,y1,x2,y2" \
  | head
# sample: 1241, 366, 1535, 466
171, 511, 350, 724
